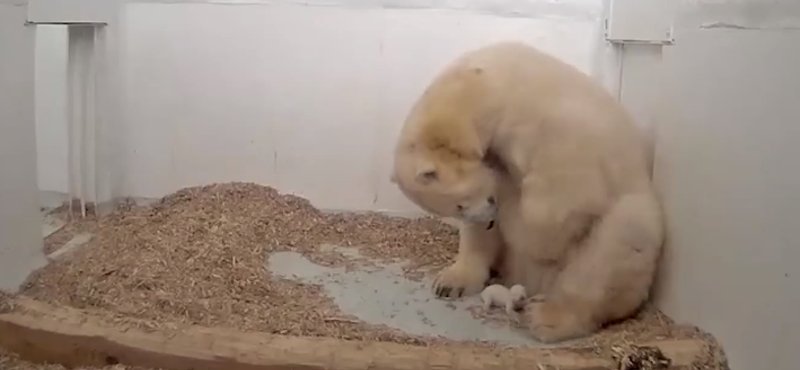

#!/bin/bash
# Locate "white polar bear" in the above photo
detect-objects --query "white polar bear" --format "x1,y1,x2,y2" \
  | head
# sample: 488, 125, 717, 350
390, 41, 665, 343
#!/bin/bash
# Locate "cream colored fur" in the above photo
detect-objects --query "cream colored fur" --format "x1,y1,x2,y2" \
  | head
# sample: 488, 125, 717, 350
390, 41, 665, 343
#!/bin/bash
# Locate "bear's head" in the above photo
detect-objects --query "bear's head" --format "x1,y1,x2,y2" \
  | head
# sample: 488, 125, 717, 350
391, 119, 498, 224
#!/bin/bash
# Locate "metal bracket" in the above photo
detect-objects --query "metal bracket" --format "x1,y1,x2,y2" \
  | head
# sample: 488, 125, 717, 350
603, 0, 676, 46
25, 21, 107, 26
605, 17, 675, 45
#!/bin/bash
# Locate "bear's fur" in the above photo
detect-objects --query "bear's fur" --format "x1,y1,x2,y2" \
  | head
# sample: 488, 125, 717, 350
390, 41, 665, 343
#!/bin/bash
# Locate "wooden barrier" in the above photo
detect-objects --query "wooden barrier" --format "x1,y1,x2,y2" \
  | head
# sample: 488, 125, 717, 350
0, 297, 704, 370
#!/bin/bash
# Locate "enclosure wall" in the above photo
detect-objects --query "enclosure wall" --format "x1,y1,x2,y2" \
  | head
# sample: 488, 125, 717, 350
23, 1, 800, 369
652, 1, 800, 370
32, 0, 605, 215
0, 1, 47, 291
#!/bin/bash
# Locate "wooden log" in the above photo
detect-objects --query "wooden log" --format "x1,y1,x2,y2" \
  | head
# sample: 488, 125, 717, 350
0, 297, 704, 370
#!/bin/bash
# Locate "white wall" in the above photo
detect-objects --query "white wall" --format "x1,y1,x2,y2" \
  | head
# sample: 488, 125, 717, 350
33, 0, 603, 215
34, 25, 69, 200
0, 0, 47, 291
653, 1, 800, 370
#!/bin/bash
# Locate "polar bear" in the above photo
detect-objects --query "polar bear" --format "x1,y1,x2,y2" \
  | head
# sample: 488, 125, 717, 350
390, 41, 665, 343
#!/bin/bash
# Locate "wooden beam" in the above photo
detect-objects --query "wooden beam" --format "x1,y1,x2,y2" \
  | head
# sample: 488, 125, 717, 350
0, 297, 704, 370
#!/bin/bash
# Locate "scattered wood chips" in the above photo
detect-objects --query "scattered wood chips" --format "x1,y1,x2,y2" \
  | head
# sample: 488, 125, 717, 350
0, 291, 13, 315
0, 348, 153, 370
9, 182, 729, 369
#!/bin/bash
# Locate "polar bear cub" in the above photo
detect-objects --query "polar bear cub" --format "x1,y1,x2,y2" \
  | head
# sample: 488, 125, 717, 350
481, 284, 527, 315
390, 41, 665, 343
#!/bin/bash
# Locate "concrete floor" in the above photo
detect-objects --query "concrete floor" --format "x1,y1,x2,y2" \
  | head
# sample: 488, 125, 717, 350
41, 210, 65, 238
268, 244, 549, 348
0, 208, 59, 291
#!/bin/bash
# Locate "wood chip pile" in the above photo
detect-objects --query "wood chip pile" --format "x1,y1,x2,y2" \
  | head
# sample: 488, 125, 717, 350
8, 182, 729, 369
24, 183, 462, 345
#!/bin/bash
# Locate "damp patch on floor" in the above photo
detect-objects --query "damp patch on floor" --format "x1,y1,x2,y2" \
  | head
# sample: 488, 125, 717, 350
267, 244, 546, 347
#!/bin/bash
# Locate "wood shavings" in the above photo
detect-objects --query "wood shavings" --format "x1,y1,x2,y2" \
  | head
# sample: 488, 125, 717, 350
23, 183, 461, 346
0, 348, 149, 370
18, 182, 730, 370
0, 291, 13, 314
612, 345, 671, 370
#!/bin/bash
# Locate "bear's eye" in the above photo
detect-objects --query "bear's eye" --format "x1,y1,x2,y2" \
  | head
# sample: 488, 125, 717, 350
456, 205, 464, 211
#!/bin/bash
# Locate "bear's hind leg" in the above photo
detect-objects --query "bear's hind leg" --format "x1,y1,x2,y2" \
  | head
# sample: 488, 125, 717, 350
525, 191, 665, 343
433, 221, 504, 298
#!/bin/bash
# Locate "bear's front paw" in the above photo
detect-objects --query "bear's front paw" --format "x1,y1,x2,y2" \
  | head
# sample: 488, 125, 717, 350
432, 264, 488, 298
